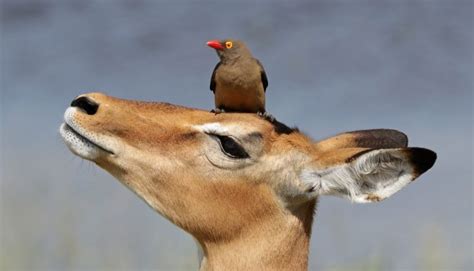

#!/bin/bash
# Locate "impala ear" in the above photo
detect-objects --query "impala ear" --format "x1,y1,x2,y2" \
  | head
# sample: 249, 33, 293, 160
300, 147, 436, 203
315, 129, 408, 152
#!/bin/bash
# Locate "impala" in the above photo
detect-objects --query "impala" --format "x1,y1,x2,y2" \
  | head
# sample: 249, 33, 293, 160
60, 92, 436, 271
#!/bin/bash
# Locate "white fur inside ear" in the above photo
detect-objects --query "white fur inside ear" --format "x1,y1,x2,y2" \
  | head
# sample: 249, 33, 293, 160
301, 149, 416, 203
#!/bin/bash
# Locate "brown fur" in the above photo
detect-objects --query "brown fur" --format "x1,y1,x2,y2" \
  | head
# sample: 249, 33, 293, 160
64, 93, 435, 271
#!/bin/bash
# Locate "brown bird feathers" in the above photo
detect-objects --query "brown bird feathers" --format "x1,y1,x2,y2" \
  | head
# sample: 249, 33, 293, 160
207, 39, 268, 114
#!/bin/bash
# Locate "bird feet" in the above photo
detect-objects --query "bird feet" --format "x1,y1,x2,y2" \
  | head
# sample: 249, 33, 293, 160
212, 109, 275, 122
257, 111, 275, 122
211, 108, 226, 114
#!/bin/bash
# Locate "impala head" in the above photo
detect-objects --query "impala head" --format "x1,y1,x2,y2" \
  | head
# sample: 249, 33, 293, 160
60, 92, 436, 268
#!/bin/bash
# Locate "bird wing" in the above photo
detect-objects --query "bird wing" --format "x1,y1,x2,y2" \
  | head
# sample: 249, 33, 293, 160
210, 62, 221, 92
256, 59, 268, 92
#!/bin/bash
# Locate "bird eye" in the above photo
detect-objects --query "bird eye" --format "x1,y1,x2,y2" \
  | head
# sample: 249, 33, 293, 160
225, 41, 233, 49
214, 135, 249, 159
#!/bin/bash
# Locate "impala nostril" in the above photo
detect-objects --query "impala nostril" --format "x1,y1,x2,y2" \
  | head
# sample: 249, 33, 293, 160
70, 96, 99, 115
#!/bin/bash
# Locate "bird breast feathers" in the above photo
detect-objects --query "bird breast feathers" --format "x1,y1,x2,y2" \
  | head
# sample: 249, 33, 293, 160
217, 64, 261, 88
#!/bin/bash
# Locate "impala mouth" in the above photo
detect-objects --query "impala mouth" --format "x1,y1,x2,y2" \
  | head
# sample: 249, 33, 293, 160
60, 123, 115, 156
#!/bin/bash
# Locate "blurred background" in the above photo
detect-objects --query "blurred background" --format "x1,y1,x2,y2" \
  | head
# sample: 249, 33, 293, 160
1, 0, 472, 270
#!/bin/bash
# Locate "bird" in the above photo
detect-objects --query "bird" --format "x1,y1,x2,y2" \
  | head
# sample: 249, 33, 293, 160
206, 39, 269, 116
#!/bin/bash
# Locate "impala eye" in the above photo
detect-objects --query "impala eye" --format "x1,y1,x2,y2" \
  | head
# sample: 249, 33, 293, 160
225, 41, 233, 49
214, 135, 249, 159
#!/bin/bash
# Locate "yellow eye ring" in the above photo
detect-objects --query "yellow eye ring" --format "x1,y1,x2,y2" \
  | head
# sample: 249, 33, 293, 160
225, 41, 233, 49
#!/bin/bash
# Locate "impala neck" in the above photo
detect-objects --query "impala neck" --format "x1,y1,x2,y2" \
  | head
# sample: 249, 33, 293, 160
198, 200, 317, 271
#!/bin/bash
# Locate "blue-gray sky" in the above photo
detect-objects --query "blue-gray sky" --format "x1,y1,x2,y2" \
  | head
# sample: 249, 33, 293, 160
1, 0, 472, 270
